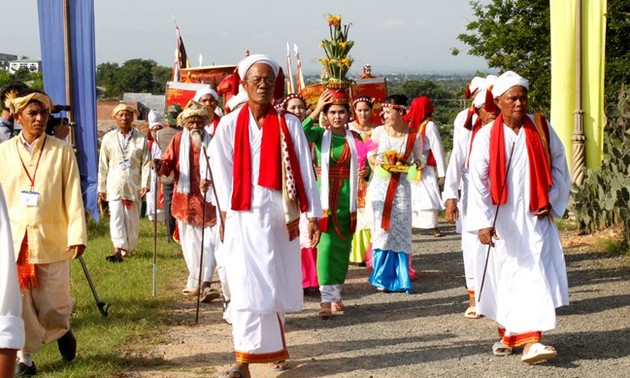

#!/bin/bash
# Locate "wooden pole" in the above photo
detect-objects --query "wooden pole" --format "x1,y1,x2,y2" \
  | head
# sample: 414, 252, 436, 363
571, 0, 586, 185
62, 0, 77, 152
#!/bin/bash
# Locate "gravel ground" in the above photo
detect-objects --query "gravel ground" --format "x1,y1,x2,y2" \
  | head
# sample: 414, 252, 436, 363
127, 223, 630, 378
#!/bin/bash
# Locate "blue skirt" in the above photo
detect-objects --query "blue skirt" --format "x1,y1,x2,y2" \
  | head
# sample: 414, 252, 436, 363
368, 249, 413, 293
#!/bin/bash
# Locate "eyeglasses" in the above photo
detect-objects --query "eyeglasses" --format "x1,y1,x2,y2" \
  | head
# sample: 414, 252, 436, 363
244, 76, 275, 87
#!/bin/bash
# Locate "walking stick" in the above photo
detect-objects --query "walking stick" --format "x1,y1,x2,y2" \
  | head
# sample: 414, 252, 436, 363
152, 167, 159, 297
195, 187, 207, 324
477, 142, 516, 302
78, 256, 110, 317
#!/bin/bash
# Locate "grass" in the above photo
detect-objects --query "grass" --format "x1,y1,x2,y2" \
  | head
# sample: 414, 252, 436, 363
33, 216, 189, 377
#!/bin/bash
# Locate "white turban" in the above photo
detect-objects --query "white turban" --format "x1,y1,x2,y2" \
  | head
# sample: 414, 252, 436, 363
226, 85, 248, 111
193, 86, 219, 102
472, 75, 498, 108
469, 76, 486, 95
237, 54, 280, 80
148, 109, 163, 129
491, 71, 529, 98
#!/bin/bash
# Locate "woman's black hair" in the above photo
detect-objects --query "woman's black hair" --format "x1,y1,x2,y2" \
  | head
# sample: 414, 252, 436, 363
353, 94, 374, 109
323, 102, 350, 114
383, 94, 408, 107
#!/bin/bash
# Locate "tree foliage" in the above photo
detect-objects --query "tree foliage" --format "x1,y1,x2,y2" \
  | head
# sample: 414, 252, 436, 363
456, 0, 551, 113
96, 59, 171, 99
0, 69, 44, 90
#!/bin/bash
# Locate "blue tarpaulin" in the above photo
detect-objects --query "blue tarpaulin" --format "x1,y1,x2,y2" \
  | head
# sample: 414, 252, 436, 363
37, 0, 100, 222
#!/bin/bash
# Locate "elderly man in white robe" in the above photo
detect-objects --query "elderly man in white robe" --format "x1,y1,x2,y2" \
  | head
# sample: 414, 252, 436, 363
98, 104, 150, 262
442, 75, 498, 319
157, 101, 221, 301
467, 71, 570, 364
210, 54, 322, 378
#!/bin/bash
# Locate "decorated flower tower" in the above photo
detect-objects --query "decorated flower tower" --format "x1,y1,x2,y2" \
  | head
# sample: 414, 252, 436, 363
320, 14, 354, 94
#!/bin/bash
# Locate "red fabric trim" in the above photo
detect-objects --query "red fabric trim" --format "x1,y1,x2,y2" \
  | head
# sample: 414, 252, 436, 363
235, 349, 289, 364
489, 114, 552, 211
231, 104, 308, 213
381, 128, 418, 231
17, 234, 38, 289
501, 331, 542, 347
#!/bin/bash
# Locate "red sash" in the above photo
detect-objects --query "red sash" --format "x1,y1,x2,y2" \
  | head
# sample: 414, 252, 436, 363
489, 113, 552, 212
231, 103, 308, 213
381, 128, 418, 231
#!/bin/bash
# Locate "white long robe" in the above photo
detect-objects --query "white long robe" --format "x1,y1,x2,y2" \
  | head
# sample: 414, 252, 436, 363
210, 108, 322, 315
466, 115, 570, 333
0, 184, 24, 350
442, 112, 482, 289
411, 121, 446, 228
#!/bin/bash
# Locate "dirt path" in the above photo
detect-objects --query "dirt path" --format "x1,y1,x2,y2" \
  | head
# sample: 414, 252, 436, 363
126, 224, 630, 377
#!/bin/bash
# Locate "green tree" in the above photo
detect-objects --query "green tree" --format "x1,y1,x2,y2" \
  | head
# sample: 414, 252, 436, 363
604, 1, 630, 109
456, 0, 551, 113
151, 65, 172, 93
96, 62, 121, 97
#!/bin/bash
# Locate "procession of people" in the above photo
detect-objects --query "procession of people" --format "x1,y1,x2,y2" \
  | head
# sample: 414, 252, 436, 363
0, 23, 573, 376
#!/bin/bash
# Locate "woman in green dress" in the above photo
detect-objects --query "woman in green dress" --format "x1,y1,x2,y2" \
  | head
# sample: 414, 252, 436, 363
303, 89, 365, 318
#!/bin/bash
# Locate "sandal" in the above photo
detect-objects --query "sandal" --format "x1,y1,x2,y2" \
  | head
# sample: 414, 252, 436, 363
432, 228, 445, 237
270, 359, 289, 371
105, 252, 123, 263
492, 341, 513, 356
318, 302, 332, 319
464, 306, 482, 319
332, 301, 345, 312
521, 343, 557, 364
217, 369, 245, 378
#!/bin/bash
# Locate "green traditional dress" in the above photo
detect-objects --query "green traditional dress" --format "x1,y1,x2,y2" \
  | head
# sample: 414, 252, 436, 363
302, 117, 358, 287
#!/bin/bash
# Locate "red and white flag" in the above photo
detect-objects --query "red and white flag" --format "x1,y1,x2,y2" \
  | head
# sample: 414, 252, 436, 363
172, 25, 190, 81
285, 42, 295, 94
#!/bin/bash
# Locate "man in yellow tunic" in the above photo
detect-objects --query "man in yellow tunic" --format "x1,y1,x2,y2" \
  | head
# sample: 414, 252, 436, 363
0, 88, 87, 376
98, 104, 150, 261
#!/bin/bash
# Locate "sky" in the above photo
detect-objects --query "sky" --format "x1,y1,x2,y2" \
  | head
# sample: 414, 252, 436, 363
5, 0, 489, 75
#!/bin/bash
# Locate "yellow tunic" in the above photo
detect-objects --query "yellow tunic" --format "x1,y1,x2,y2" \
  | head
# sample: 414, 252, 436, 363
0, 132, 87, 264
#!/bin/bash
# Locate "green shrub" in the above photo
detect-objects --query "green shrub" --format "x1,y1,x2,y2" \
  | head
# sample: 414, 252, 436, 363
573, 88, 630, 252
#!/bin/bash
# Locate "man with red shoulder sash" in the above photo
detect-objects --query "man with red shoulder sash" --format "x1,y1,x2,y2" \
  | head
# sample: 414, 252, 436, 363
466, 71, 570, 364
442, 75, 499, 320
209, 54, 322, 378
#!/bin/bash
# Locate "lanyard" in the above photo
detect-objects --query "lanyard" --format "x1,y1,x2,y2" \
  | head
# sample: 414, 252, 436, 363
17, 135, 47, 191
117, 129, 132, 156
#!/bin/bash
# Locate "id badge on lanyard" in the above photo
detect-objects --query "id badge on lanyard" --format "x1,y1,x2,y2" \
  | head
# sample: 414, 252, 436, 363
20, 190, 40, 207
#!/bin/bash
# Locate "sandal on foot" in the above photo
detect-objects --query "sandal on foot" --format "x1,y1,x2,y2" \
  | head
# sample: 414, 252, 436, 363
332, 301, 345, 312
270, 359, 289, 371
433, 228, 445, 237
318, 303, 332, 319
217, 369, 245, 378
464, 306, 482, 319
521, 343, 557, 364
105, 253, 123, 263
492, 341, 513, 356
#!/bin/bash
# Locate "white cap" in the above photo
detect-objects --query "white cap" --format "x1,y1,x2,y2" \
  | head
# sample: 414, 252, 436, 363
472, 75, 498, 108
237, 54, 280, 80
491, 71, 529, 98
148, 109, 163, 129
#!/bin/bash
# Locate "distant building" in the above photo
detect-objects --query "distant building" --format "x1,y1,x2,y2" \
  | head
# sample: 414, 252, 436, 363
8, 59, 42, 74
0, 53, 18, 71
123, 93, 165, 115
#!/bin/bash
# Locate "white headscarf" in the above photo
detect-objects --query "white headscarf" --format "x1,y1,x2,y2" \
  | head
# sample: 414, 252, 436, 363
237, 54, 280, 80
473, 75, 498, 108
469, 76, 486, 95
491, 71, 529, 98
193, 86, 219, 102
